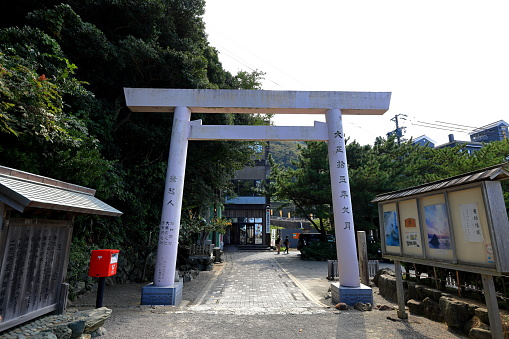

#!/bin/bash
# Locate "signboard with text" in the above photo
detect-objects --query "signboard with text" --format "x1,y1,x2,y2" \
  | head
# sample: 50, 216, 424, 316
374, 177, 509, 275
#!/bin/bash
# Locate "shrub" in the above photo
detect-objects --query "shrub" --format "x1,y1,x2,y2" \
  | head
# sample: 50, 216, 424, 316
300, 242, 336, 261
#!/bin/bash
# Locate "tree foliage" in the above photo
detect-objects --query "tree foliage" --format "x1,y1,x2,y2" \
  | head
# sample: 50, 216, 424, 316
269, 141, 332, 239
268, 136, 509, 243
0, 29, 119, 194
3, 0, 507, 285
269, 140, 302, 169
0, 0, 268, 284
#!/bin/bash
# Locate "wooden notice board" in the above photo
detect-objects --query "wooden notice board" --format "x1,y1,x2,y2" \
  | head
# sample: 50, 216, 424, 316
377, 180, 509, 275
0, 219, 73, 331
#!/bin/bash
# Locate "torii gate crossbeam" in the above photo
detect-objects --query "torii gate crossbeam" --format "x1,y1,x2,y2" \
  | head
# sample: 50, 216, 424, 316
124, 88, 391, 306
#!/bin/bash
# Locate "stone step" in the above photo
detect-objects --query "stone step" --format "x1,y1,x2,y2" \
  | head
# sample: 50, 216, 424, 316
237, 245, 272, 251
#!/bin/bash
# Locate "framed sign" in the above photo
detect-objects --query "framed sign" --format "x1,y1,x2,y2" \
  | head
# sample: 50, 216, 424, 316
448, 187, 495, 267
373, 164, 509, 275
399, 199, 424, 257
382, 203, 401, 255
421, 194, 454, 261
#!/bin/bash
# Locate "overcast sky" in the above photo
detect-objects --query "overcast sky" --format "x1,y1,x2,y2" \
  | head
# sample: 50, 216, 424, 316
203, 0, 508, 146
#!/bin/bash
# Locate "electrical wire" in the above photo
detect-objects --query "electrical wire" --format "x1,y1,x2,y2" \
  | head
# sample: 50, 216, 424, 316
208, 23, 508, 142
412, 121, 472, 133
209, 38, 286, 88
409, 119, 506, 139
206, 26, 308, 89
435, 121, 480, 129
207, 27, 390, 139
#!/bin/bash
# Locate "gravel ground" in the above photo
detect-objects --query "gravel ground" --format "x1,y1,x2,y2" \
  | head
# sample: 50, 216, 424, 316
69, 249, 466, 338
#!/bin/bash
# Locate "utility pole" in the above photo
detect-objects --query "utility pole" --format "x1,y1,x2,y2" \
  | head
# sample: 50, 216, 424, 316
388, 114, 407, 146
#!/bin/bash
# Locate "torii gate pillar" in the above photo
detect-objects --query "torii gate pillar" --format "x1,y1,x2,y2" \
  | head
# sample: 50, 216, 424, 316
326, 109, 360, 288
124, 88, 391, 306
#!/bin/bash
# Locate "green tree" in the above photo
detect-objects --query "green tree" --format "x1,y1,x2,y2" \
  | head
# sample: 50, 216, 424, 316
0, 0, 269, 285
0, 32, 119, 195
347, 140, 392, 234
269, 140, 303, 169
269, 141, 332, 239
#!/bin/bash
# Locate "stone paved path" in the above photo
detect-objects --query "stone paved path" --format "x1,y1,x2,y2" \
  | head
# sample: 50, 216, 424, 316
63, 247, 467, 338
186, 250, 328, 315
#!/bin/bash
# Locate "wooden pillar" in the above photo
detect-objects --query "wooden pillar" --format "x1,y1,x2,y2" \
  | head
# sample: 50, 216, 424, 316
394, 260, 408, 319
357, 231, 369, 286
481, 274, 504, 339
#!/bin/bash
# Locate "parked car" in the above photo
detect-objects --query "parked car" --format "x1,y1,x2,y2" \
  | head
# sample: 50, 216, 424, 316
297, 233, 335, 251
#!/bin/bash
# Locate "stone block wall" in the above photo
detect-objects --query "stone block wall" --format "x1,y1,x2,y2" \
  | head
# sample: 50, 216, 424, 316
374, 269, 509, 338
1, 307, 112, 338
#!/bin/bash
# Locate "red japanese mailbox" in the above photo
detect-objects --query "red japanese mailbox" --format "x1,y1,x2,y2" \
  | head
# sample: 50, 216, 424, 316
88, 249, 120, 277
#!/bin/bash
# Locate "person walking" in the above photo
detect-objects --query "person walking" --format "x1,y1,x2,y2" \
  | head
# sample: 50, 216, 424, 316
275, 236, 281, 254
284, 236, 290, 254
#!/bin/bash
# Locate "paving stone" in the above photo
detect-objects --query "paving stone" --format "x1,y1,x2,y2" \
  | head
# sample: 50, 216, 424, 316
187, 250, 324, 314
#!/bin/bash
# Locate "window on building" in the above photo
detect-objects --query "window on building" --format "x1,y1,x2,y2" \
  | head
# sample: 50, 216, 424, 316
502, 126, 508, 139
472, 133, 487, 141
231, 217, 264, 244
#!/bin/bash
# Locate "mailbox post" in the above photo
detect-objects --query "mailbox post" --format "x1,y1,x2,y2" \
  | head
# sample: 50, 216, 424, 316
88, 249, 120, 308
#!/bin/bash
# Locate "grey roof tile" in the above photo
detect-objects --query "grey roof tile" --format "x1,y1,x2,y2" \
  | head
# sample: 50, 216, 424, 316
372, 162, 509, 203
0, 166, 122, 216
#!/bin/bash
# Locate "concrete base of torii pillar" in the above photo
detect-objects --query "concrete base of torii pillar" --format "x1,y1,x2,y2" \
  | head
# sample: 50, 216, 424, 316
330, 283, 373, 306
141, 279, 183, 306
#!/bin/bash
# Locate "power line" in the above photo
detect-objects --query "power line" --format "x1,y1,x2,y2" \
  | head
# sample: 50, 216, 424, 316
412, 121, 472, 133
410, 120, 507, 140
435, 121, 480, 130
208, 26, 307, 86
343, 119, 379, 139
209, 40, 284, 88
411, 122, 471, 133
212, 44, 257, 72
206, 26, 308, 89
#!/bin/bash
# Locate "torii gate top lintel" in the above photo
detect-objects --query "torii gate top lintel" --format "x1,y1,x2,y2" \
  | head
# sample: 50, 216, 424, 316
124, 88, 391, 115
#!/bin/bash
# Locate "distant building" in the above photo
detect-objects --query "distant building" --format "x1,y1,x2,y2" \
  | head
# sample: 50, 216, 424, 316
412, 135, 436, 148
223, 143, 270, 247
435, 133, 484, 154
469, 120, 508, 142
415, 121, 507, 153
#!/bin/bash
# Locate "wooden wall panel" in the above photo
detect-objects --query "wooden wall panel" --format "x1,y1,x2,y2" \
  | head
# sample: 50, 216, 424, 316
0, 219, 72, 331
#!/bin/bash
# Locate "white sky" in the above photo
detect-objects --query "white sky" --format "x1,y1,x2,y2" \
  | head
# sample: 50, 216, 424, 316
203, 0, 508, 146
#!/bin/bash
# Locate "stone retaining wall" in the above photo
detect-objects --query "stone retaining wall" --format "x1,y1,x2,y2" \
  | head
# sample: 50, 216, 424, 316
374, 268, 509, 338
1, 307, 111, 339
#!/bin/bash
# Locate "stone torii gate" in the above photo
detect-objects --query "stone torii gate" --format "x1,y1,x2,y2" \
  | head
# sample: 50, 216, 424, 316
124, 88, 391, 306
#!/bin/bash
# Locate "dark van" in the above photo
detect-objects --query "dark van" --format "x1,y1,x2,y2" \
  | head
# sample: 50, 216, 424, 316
297, 233, 335, 251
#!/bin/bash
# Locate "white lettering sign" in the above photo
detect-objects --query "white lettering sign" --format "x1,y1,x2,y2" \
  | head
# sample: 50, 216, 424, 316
460, 203, 484, 243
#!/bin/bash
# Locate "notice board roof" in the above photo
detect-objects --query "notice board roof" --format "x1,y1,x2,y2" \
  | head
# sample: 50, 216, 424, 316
0, 166, 122, 216
372, 163, 509, 203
